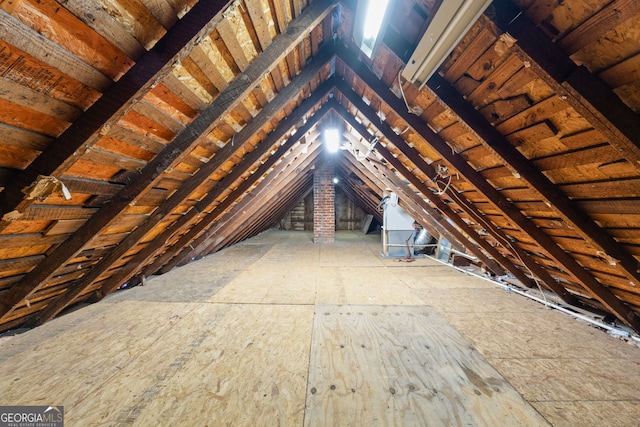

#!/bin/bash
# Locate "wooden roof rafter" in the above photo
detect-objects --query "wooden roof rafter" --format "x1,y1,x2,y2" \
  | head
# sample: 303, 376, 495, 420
187, 137, 324, 261
0, 2, 337, 324
29, 76, 336, 326
332, 98, 548, 293
491, 1, 640, 171
0, 0, 232, 225
336, 112, 469, 255
427, 71, 640, 292
338, 143, 469, 258
333, 164, 383, 224
334, 45, 640, 331
94, 90, 334, 300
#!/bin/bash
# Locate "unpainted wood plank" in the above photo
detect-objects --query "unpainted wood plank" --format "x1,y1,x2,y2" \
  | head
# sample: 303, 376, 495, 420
0, 9, 112, 90
0, 232, 68, 249
467, 54, 524, 107
15, 205, 97, 221
506, 121, 557, 147
214, 21, 250, 71
443, 26, 496, 82
524, 0, 560, 26
98, 0, 166, 50
0, 243, 52, 259
188, 43, 228, 93
82, 147, 147, 171
0, 98, 70, 137
44, 219, 88, 236
5, 0, 134, 80
0, 40, 100, 109
221, 4, 259, 65
494, 66, 538, 100
0, 76, 81, 122
0, 255, 42, 279
305, 305, 550, 426
120, 109, 176, 141
101, 214, 149, 235
0, 218, 50, 234
139, 0, 178, 28
479, 96, 532, 125
558, 0, 640, 55
269, 0, 288, 33
561, 178, 640, 199
181, 54, 220, 99
203, 31, 240, 81
160, 71, 208, 111
105, 124, 166, 154
65, 159, 121, 180
598, 53, 640, 88
171, 61, 214, 104
54, 0, 145, 58
579, 199, 640, 215
559, 128, 608, 150
496, 96, 570, 134
0, 143, 40, 169
534, 144, 622, 171
0, 123, 52, 151
94, 136, 156, 163
132, 98, 186, 135
72, 304, 313, 425
139, 94, 189, 129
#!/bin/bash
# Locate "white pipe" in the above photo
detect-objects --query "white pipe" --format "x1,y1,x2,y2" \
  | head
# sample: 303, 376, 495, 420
427, 256, 640, 342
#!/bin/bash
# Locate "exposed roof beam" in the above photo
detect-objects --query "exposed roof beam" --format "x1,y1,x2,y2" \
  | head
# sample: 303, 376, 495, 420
189, 143, 323, 261
428, 71, 640, 289
333, 85, 574, 300
95, 98, 332, 299
492, 0, 640, 172
334, 100, 545, 287
335, 47, 639, 326
338, 129, 468, 255
204, 175, 315, 257
30, 79, 335, 324
339, 151, 453, 252
0, 5, 337, 322
0, 0, 231, 224
335, 169, 383, 224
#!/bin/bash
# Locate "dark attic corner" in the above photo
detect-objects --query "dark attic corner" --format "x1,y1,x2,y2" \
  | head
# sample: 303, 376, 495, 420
0, 0, 640, 424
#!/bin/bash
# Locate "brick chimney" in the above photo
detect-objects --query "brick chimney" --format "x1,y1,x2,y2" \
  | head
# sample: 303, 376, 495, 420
313, 163, 335, 243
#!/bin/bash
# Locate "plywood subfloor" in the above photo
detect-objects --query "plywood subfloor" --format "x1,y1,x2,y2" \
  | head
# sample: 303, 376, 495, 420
1, 230, 639, 426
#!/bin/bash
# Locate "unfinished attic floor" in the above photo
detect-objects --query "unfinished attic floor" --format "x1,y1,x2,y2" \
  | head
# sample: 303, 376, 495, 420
1, 231, 639, 426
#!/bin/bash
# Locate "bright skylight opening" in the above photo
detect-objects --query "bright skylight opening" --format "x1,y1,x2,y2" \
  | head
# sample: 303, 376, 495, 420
324, 128, 340, 153
360, 0, 390, 58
